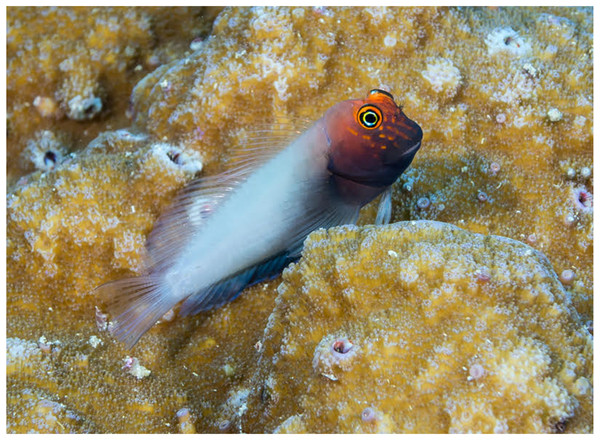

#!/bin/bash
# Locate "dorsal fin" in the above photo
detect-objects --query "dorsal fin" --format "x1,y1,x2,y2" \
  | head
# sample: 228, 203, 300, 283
226, 120, 312, 167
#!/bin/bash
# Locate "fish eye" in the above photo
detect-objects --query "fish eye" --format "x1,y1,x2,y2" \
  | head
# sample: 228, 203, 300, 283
357, 105, 382, 129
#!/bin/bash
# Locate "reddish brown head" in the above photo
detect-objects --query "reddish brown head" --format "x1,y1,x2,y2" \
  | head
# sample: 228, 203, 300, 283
324, 89, 423, 189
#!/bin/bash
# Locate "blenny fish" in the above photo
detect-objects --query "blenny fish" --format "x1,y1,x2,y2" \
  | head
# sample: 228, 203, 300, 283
96, 89, 423, 348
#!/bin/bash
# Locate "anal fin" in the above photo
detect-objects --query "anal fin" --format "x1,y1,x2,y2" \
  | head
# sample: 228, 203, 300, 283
179, 252, 294, 317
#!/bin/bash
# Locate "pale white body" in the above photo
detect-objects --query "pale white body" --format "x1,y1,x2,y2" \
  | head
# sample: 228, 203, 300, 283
165, 123, 336, 298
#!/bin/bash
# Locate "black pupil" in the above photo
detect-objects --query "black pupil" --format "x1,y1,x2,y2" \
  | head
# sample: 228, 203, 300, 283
363, 111, 378, 126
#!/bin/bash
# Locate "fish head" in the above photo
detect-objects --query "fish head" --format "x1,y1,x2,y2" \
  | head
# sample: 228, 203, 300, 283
324, 89, 423, 188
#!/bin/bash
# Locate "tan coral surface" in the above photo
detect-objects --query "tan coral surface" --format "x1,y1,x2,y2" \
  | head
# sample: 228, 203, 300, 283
6, 6, 593, 434
241, 221, 592, 433
7, 6, 221, 178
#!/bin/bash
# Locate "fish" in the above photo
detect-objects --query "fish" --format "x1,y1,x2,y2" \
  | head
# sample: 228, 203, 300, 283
96, 88, 423, 348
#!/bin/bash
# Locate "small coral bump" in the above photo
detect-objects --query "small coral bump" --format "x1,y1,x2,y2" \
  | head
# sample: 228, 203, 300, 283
559, 269, 575, 285
571, 186, 592, 214
218, 420, 231, 432
160, 79, 171, 92
147, 54, 161, 68
67, 95, 102, 120
553, 419, 567, 433
495, 113, 506, 124
421, 57, 462, 98
37, 336, 52, 354
223, 364, 235, 377
526, 233, 537, 244
468, 363, 486, 380
122, 356, 151, 379
176, 407, 191, 421
177, 408, 196, 434
95, 306, 109, 332
580, 167, 591, 179
33, 96, 61, 118
417, 197, 430, 209
566, 168, 576, 179
547, 108, 563, 122
190, 37, 204, 51
88, 335, 103, 349
564, 213, 576, 226
361, 407, 377, 423
489, 162, 501, 175
474, 269, 491, 282
332, 338, 354, 357
383, 33, 397, 47
477, 191, 488, 202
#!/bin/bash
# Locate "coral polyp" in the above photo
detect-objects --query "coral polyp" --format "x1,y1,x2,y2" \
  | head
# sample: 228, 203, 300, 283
332, 339, 354, 356
571, 185, 593, 214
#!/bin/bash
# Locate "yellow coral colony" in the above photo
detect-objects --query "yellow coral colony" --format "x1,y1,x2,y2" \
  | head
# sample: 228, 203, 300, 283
242, 222, 592, 433
6, 7, 592, 433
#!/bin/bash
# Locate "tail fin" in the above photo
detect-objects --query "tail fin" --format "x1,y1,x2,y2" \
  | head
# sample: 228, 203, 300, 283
95, 275, 177, 349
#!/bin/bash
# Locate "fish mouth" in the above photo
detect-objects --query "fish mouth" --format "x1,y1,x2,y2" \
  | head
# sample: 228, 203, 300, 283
328, 169, 387, 189
402, 141, 421, 157
328, 139, 422, 188
381, 140, 421, 167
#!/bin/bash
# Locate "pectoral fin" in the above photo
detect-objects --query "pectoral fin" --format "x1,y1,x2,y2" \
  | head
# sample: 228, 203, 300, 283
375, 186, 392, 225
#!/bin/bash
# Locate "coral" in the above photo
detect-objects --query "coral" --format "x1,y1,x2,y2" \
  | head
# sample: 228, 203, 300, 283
7, 6, 222, 180
8, 389, 94, 433
421, 57, 462, 100
21, 130, 69, 172
122, 356, 152, 379
240, 222, 592, 433
8, 128, 202, 292
484, 27, 532, 57
7, 6, 592, 434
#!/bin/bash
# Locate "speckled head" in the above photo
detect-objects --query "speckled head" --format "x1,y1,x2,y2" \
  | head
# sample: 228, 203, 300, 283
324, 89, 423, 188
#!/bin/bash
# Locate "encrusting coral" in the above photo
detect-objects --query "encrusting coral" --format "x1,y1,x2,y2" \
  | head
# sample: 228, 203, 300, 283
7, 6, 222, 178
240, 221, 592, 433
6, 6, 592, 433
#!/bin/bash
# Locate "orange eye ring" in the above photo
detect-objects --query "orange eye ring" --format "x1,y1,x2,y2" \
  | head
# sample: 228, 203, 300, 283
357, 104, 383, 129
